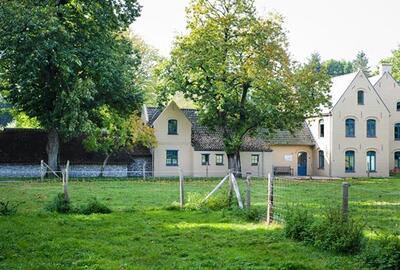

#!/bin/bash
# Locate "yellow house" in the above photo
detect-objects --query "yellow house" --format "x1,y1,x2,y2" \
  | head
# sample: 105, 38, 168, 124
142, 101, 315, 177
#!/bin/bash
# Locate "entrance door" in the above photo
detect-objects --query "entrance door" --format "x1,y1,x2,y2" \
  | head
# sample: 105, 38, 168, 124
297, 152, 307, 176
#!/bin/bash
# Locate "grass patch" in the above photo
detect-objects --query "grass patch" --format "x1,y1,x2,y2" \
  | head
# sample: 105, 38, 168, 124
0, 177, 398, 269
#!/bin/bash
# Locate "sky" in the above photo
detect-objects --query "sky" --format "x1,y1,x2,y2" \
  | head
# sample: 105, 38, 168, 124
131, 0, 400, 67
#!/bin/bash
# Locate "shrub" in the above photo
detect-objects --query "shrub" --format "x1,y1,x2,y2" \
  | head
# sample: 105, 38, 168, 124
283, 206, 314, 242
231, 207, 265, 222
0, 201, 20, 216
363, 234, 400, 270
312, 207, 364, 254
78, 197, 112, 215
46, 193, 71, 213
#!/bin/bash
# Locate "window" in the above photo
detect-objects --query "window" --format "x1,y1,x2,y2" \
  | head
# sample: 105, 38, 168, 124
366, 151, 376, 172
395, 152, 400, 168
318, 150, 324, 169
345, 150, 355, 173
216, 154, 224, 166
201, 154, 210, 166
345, 118, 355, 137
251, 155, 259, 166
357, 90, 364, 105
367, 119, 376, 138
166, 150, 178, 166
395, 123, 400, 140
319, 119, 325, 138
168, 119, 178, 135
397, 102, 400, 111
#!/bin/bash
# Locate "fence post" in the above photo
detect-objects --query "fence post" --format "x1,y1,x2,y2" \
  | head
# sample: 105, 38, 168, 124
342, 182, 350, 219
143, 161, 146, 181
245, 172, 251, 209
227, 169, 233, 207
40, 160, 44, 181
179, 169, 185, 208
267, 173, 274, 224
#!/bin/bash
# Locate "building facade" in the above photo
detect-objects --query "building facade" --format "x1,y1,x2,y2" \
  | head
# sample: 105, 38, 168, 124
143, 65, 399, 178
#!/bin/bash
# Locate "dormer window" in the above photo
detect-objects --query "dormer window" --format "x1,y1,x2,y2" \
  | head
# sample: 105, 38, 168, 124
357, 90, 364, 105
168, 119, 178, 135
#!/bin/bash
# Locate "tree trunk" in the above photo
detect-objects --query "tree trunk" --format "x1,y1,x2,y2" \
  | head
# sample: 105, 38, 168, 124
46, 128, 60, 173
227, 151, 242, 177
100, 154, 110, 177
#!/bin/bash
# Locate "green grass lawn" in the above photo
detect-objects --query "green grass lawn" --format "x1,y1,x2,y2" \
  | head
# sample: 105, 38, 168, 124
0, 177, 399, 269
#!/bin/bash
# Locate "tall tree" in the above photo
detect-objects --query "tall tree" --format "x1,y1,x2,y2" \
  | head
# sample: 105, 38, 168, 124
323, 59, 354, 77
0, 0, 143, 170
353, 51, 371, 76
127, 32, 165, 105
158, 0, 331, 172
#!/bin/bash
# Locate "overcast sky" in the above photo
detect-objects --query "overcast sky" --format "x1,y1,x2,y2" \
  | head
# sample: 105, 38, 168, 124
131, 0, 399, 67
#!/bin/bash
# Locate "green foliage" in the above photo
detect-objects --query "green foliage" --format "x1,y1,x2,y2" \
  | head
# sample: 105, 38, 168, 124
46, 193, 71, 214
277, 261, 311, 270
353, 51, 371, 76
283, 206, 364, 254
386, 47, 400, 81
283, 206, 314, 242
323, 59, 354, 77
158, 0, 331, 164
78, 197, 112, 215
0, 0, 143, 167
0, 201, 20, 216
363, 234, 400, 270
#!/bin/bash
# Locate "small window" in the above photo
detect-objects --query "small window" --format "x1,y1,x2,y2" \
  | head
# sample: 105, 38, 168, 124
318, 150, 324, 169
319, 119, 325, 138
345, 118, 355, 137
357, 90, 364, 105
251, 155, 259, 166
367, 119, 376, 138
166, 150, 178, 166
366, 151, 376, 172
216, 154, 224, 166
201, 154, 210, 166
168, 119, 178, 135
395, 123, 400, 140
397, 102, 400, 111
345, 150, 355, 173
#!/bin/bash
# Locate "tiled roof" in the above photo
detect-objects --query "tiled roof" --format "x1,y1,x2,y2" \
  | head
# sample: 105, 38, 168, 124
146, 107, 314, 151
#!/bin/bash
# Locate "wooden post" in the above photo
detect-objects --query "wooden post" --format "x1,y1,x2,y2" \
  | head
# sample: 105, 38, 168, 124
63, 161, 70, 201
179, 169, 184, 208
227, 170, 233, 206
245, 172, 251, 209
143, 161, 146, 181
342, 182, 350, 219
230, 173, 244, 209
267, 173, 274, 224
40, 160, 44, 181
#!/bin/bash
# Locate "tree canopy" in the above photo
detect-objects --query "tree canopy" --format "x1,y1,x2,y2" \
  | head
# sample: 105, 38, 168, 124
0, 0, 143, 169
353, 51, 371, 76
386, 47, 400, 81
158, 0, 331, 171
323, 59, 354, 77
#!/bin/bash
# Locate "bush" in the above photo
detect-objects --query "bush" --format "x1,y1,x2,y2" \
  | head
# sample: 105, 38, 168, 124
312, 207, 364, 254
363, 234, 400, 270
78, 197, 112, 215
46, 193, 71, 213
283, 206, 314, 242
0, 201, 20, 216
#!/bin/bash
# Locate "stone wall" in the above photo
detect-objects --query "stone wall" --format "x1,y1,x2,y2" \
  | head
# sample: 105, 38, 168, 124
0, 157, 153, 178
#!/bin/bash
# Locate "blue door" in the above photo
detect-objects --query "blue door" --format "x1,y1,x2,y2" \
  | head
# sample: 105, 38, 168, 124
297, 152, 307, 176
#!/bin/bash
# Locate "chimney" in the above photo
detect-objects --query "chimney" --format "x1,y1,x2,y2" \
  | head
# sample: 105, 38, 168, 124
380, 63, 392, 76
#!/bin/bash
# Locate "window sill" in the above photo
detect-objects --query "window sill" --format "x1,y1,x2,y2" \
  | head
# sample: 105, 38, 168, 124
166, 164, 178, 167
345, 136, 356, 138
251, 164, 259, 167
367, 136, 377, 138
318, 167, 325, 170
216, 164, 224, 166
345, 170, 355, 173
168, 133, 178, 135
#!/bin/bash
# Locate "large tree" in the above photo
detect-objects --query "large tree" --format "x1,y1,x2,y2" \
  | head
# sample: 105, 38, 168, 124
353, 51, 371, 76
0, 0, 143, 170
386, 47, 400, 81
158, 0, 331, 172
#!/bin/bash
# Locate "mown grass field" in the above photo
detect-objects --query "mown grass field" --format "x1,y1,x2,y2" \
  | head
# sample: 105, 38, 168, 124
0, 177, 399, 270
